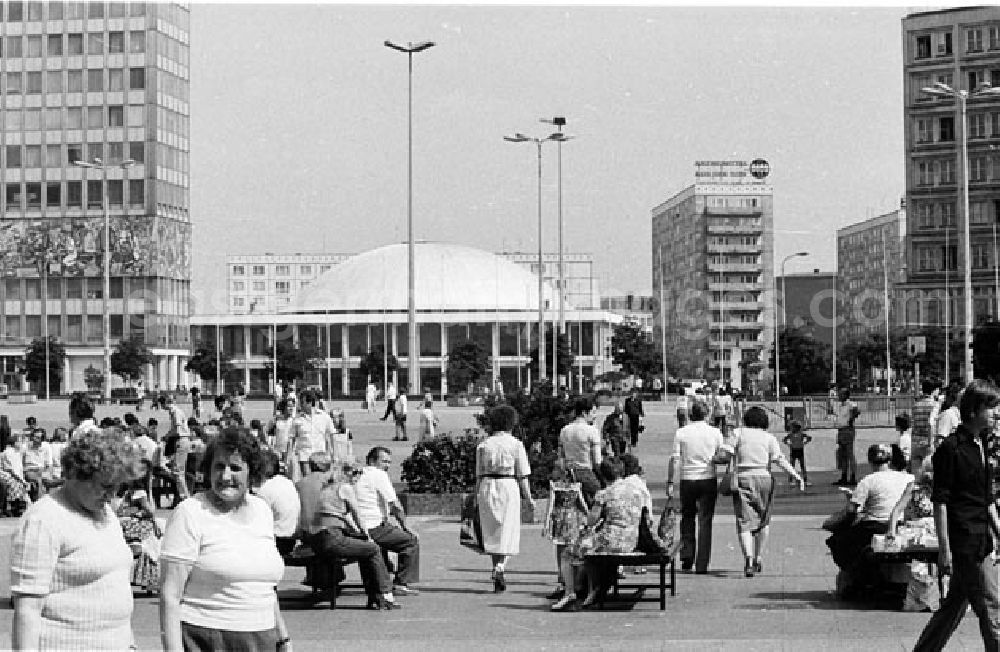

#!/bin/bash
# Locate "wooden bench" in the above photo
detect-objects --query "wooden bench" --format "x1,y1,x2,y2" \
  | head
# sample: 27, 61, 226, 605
283, 545, 369, 609
585, 541, 681, 611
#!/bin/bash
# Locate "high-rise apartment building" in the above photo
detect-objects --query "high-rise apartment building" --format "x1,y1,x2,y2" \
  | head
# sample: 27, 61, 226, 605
652, 160, 775, 390
228, 253, 352, 314
0, 1, 191, 392
900, 7, 1000, 370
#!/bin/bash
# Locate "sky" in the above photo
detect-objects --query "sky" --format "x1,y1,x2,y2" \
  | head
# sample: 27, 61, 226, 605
189, 3, 910, 305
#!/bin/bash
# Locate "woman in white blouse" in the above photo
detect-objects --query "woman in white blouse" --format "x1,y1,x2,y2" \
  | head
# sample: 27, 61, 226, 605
159, 427, 291, 652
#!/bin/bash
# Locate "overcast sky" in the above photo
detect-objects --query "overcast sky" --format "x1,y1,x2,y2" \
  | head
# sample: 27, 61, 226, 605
189, 4, 909, 306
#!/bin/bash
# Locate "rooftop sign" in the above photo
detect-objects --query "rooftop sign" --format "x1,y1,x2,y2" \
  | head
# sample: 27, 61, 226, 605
694, 159, 769, 183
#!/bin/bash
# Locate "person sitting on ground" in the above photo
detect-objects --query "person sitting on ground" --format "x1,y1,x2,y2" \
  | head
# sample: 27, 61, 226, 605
256, 449, 300, 557
826, 443, 914, 598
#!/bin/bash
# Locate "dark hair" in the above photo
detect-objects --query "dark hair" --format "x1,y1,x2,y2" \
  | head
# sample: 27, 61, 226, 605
620, 453, 642, 477
867, 443, 892, 466
486, 405, 519, 433
366, 446, 391, 465
573, 396, 594, 416
921, 379, 937, 395
742, 406, 769, 429
889, 444, 908, 472
147, 417, 158, 428
788, 420, 803, 432
308, 451, 332, 472
250, 419, 262, 430
895, 413, 911, 431
689, 399, 709, 422
261, 449, 281, 479
69, 392, 95, 420
299, 388, 319, 406
99, 417, 117, 428
214, 395, 227, 409
598, 458, 624, 484
186, 417, 200, 428
26, 416, 37, 426
123, 413, 137, 426
838, 387, 851, 399
959, 379, 1000, 423
276, 398, 290, 413
199, 426, 266, 487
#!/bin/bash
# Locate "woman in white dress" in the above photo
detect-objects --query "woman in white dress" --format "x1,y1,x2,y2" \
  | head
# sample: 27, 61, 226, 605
476, 405, 533, 593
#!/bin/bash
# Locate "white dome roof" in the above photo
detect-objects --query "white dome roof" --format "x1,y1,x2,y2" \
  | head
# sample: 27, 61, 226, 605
283, 242, 565, 314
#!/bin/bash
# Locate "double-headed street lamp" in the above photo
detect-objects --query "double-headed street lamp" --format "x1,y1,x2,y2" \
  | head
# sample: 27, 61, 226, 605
505, 132, 560, 388
540, 117, 574, 387
921, 81, 1000, 382
385, 39, 435, 397
775, 251, 809, 401
74, 157, 134, 402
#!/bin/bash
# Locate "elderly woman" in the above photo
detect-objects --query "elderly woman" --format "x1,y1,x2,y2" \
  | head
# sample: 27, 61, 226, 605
826, 443, 914, 598
159, 427, 291, 652
476, 404, 533, 593
723, 406, 804, 578
10, 428, 143, 650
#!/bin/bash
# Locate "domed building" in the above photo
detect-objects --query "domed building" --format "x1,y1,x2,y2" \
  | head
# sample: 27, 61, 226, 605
190, 242, 622, 397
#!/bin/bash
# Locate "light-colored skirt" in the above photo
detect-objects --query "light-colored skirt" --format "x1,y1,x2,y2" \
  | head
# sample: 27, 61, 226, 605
478, 477, 521, 556
732, 473, 775, 534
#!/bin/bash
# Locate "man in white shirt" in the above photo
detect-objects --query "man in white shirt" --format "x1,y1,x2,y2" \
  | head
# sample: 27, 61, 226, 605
354, 446, 420, 596
68, 393, 101, 441
289, 389, 338, 478
666, 399, 725, 573
381, 382, 398, 421
393, 392, 409, 441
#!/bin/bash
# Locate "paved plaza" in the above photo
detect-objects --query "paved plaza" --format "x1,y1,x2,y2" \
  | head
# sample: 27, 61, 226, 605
0, 398, 991, 649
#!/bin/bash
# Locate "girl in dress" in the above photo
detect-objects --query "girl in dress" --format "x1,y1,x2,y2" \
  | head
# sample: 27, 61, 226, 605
542, 461, 587, 603
116, 461, 163, 593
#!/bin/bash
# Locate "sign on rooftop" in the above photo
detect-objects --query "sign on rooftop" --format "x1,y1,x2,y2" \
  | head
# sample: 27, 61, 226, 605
695, 159, 769, 184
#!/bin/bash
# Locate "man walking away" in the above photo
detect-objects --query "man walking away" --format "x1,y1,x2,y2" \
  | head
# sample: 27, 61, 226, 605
623, 388, 645, 448
833, 388, 860, 486
913, 379, 1000, 651
910, 379, 938, 474
381, 382, 398, 421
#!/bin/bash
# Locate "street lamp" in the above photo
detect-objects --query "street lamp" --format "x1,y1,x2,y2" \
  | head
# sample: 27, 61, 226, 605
74, 156, 135, 402
505, 131, 559, 389
540, 117, 574, 387
385, 39, 435, 397
775, 251, 809, 401
921, 81, 1000, 382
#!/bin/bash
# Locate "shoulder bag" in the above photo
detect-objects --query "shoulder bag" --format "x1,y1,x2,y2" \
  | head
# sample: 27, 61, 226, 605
718, 435, 740, 497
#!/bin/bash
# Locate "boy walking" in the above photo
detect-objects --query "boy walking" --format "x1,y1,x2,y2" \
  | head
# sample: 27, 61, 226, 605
782, 420, 812, 485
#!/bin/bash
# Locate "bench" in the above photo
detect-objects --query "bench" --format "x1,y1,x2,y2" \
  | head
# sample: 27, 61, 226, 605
283, 545, 365, 609
585, 541, 681, 611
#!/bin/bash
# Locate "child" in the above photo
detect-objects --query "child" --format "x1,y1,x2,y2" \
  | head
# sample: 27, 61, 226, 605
543, 460, 588, 610
895, 413, 912, 470
420, 400, 439, 441
782, 420, 812, 486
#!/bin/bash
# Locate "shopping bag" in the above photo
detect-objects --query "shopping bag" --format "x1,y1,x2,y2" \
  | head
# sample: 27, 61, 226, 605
459, 493, 484, 554
657, 499, 677, 548
636, 505, 669, 553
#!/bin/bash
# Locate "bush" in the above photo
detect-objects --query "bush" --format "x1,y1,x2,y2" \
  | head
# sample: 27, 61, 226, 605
401, 431, 482, 494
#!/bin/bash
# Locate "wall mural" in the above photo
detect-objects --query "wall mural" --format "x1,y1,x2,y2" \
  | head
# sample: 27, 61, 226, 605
0, 216, 191, 279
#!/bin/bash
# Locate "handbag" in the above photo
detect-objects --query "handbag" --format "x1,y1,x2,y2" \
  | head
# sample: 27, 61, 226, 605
657, 499, 676, 548
459, 492, 484, 554
718, 436, 739, 497
822, 503, 857, 533
636, 505, 669, 553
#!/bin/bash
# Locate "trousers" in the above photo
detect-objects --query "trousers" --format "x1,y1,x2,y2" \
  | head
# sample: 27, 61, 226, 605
914, 551, 1000, 651
678, 478, 718, 572
369, 521, 420, 586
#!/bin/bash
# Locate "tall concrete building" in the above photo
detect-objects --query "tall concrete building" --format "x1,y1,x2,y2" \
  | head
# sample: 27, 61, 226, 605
900, 7, 1000, 366
0, 2, 191, 392
652, 160, 775, 390
837, 208, 907, 343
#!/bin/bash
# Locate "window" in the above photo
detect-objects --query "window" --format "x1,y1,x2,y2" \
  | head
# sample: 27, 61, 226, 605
108, 1, 125, 17
108, 106, 124, 127
65, 107, 82, 129
918, 203, 934, 229
300, 265, 312, 275
275, 265, 290, 276
972, 156, 989, 182
974, 244, 990, 269
45, 182, 61, 208
916, 35, 931, 59
968, 28, 984, 53
275, 281, 290, 294
5, 72, 22, 94
939, 116, 955, 141
252, 281, 265, 291
25, 34, 41, 57
86, 32, 102, 55
108, 68, 123, 92
971, 201, 990, 224
5, 146, 22, 168
916, 118, 932, 143
24, 71, 41, 94
25, 182, 40, 208
24, 145, 41, 167
939, 31, 953, 55
45, 145, 60, 166
991, 26, 1000, 50
940, 200, 955, 226
108, 31, 124, 54
45, 70, 63, 93
86, 106, 102, 128
87, 143, 102, 163
66, 181, 82, 207
6, 36, 21, 57
970, 70, 984, 91
67, 33, 82, 55
252, 265, 265, 276
232, 281, 245, 291
66, 144, 82, 164
107, 180, 123, 207
43, 108, 60, 130
6, 1, 23, 21
232, 265, 246, 276
129, 2, 145, 17
917, 160, 932, 186
107, 141, 124, 161
87, 2, 103, 19
5, 183, 21, 210
129, 141, 144, 163
87, 68, 103, 92
23, 109, 39, 130
67, 70, 82, 92
938, 159, 955, 184
86, 180, 101, 208
129, 67, 144, 89
128, 30, 145, 53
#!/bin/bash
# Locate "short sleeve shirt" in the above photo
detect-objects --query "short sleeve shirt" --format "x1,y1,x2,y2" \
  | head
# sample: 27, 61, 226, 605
672, 420, 725, 481
851, 469, 914, 522
256, 475, 301, 538
354, 466, 399, 530
559, 420, 601, 469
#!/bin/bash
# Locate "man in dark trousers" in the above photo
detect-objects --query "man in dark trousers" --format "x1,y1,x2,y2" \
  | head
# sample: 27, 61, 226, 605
914, 379, 1000, 651
623, 387, 645, 448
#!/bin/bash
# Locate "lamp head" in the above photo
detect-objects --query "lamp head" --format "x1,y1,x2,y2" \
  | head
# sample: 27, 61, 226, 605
540, 116, 567, 127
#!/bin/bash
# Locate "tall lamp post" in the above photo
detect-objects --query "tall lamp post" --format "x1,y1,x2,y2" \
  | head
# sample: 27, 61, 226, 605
921, 81, 1000, 382
540, 117, 573, 387
775, 251, 809, 402
74, 157, 135, 402
385, 39, 435, 397
505, 131, 559, 388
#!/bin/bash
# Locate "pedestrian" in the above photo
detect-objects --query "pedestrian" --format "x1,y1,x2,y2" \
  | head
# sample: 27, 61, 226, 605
393, 391, 409, 441
68, 392, 101, 441
623, 388, 645, 448
782, 420, 812, 486
935, 386, 961, 440
161, 393, 192, 504
666, 398, 725, 573
910, 379, 938, 473
475, 405, 533, 593
268, 397, 296, 468
189, 386, 201, 421
136, 378, 145, 412
675, 386, 690, 428
833, 388, 860, 486
288, 388, 338, 480
913, 379, 1000, 651
381, 382, 398, 421
419, 399, 439, 440
896, 413, 912, 468
542, 460, 587, 603
601, 401, 629, 457
558, 396, 603, 507
366, 380, 378, 415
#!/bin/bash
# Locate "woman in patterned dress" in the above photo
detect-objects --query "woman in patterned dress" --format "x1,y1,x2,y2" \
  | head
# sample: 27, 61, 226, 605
116, 462, 162, 593
542, 460, 587, 602
1, 432, 31, 516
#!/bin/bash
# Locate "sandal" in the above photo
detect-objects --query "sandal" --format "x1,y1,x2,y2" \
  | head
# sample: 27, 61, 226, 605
493, 568, 506, 593
551, 595, 579, 612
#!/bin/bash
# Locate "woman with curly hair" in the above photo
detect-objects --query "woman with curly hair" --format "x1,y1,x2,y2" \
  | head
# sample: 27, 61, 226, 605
10, 428, 144, 650
159, 426, 291, 652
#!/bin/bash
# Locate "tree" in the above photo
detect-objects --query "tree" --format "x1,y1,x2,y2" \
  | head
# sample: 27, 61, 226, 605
23, 336, 66, 395
768, 326, 831, 394
84, 365, 104, 393
528, 331, 575, 380
266, 340, 323, 386
185, 345, 237, 389
446, 339, 491, 394
611, 320, 660, 379
360, 345, 399, 387
111, 335, 154, 385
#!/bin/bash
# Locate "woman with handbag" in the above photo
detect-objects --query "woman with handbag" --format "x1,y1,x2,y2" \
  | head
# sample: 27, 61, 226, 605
721, 406, 804, 577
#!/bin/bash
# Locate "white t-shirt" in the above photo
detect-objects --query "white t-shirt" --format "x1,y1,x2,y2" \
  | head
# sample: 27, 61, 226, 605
160, 493, 284, 632
291, 410, 335, 457
133, 435, 158, 463
256, 475, 301, 538
898, 431, 912, 462
852, 469, 914, 522
354, 466, 398, 530
420, 407, 437, 437
671, 420, 725, 481
936, 406, 961, 438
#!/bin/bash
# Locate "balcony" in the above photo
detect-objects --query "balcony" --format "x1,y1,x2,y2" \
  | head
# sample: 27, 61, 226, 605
710, 300, 763, 311
708, 282, 760, 292
707, 262, 761, 274
704, 206, 763, 216
710, 320, 764, 331
706, 243, 760, 254
706, 222, 763, 235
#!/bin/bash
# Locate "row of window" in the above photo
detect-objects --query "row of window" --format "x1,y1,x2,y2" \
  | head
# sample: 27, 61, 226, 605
231, 264, 334, 277
914, 243, 997, 272
915, 154, 1000, 186
707, 236, 759, 246
4, 141, 144, 168
3, 314, 127, 342
707, 255, 760, 265
4, 104, 145, 132
232, 280, 309, 294
3, 179, 145, 210
2, 2, 146, 22
915, 199, 1000, 229
4, 67, 145, 94
0, 30, 146, 58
